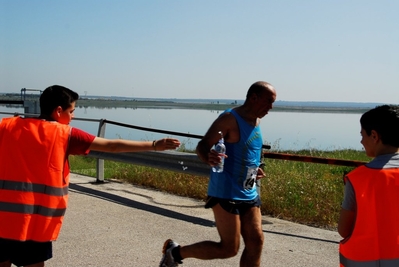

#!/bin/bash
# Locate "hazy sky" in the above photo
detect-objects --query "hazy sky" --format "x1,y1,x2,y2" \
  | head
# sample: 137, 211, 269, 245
1, 0, 397, 103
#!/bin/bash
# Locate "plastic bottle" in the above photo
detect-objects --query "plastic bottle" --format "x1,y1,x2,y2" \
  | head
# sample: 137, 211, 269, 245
212, 131, 226, 173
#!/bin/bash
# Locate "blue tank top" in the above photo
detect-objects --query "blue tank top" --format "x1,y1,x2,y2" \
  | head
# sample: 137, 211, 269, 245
207, 109, 263, 200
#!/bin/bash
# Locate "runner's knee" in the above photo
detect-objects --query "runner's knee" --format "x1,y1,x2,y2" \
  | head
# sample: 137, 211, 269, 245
244, 232, 264, 250
219, 241, 240, 258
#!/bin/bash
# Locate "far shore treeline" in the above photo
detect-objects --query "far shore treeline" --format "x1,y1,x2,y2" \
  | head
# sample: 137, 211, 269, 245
0, 92, 381, 113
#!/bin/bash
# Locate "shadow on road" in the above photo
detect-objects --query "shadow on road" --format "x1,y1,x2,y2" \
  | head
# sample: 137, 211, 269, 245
69, 182, 339, 245
69, 182, 215, 227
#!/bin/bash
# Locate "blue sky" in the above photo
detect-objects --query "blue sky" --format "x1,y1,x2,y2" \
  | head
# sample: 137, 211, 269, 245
1, 0, 398, 103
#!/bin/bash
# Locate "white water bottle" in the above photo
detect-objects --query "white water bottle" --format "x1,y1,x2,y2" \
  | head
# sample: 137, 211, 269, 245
212, 131, 226, 173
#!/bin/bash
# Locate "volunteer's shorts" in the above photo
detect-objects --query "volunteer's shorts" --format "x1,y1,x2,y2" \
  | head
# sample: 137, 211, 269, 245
205, 195, 261, 215
0, 238, 52, 267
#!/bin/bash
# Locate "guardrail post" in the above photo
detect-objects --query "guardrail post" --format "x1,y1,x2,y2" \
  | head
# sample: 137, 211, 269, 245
96, 119, 107, 183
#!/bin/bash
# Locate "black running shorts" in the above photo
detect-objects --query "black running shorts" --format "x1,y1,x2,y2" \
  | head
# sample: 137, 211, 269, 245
205, 195, 261, 215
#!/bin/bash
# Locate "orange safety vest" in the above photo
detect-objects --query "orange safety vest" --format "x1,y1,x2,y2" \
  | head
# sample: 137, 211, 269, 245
340, 165, 399, 267
0, 117, 71, 242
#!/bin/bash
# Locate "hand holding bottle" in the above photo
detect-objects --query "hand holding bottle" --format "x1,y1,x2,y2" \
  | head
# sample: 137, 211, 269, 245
211, 131, 226, 173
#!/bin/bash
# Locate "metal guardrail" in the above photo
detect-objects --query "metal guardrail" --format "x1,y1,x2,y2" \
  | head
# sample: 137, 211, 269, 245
0, 111, 367, 184
87, 150, 210, 177
89, 118, 211, 181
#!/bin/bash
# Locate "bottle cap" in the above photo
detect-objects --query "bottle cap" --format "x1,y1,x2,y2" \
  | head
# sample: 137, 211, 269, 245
218, 131, 223, 142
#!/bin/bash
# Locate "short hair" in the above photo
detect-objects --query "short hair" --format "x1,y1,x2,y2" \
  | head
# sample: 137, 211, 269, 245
360, 105, 399, 147
246, 81, 273, 99
40, 85, 79, 116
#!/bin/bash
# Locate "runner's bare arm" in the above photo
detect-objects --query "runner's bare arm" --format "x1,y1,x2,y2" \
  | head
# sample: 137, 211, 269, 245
196, 113, 235, 165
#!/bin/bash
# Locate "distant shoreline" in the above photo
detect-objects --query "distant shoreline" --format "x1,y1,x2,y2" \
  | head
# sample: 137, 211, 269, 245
0, 93, 373, 113
75, 98, 370, 113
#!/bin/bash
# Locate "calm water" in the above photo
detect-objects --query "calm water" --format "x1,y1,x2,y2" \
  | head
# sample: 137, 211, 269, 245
0, 105, 364, 151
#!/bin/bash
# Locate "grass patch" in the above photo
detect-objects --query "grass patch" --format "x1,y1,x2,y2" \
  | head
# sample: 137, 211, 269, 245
69, 149, 369, 230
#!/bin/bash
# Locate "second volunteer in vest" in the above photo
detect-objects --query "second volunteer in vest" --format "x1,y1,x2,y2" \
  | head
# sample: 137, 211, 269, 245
338, 105, 399, 267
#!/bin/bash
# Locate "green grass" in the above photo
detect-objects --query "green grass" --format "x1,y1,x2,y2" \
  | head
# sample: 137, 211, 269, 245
69, 148, 369, 230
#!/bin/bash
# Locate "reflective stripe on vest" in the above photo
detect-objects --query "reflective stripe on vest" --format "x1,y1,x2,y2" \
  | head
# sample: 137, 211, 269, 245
0, 180, 68, 196
0, 117, 71, 242
0, 202, 66, 217
340, 165, 399, 266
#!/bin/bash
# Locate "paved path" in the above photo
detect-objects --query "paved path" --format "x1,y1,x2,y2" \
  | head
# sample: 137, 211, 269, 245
42, 173, 341, 267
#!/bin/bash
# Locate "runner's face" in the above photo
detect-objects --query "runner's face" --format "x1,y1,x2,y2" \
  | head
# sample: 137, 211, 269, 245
255, 90, 276, 118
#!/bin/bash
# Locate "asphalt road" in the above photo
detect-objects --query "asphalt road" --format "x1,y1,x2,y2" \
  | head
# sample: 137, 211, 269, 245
39, 173, 341, 267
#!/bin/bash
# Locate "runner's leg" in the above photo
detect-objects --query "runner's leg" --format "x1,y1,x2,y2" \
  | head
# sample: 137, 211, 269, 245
180, 203, 241, 259
239, 206, 264, 267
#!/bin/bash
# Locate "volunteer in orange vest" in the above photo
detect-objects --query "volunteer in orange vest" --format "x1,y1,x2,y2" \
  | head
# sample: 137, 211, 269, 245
338, 104, 399, 267
0, 85, 180, 267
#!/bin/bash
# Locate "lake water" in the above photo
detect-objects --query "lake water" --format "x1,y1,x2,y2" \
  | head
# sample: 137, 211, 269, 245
0, 105, 364, 151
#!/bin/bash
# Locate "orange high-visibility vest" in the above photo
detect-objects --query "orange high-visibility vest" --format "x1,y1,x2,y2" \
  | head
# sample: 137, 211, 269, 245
340, 165, 399, 267
0, 117, 71, 242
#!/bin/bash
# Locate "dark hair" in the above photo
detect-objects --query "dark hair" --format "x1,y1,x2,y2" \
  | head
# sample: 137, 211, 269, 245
40, 85, 79, 116
360, 105, 399, 147
246, 81, 273, 99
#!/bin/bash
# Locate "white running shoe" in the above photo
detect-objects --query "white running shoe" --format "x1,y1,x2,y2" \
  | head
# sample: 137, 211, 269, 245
159, 239, 181, 267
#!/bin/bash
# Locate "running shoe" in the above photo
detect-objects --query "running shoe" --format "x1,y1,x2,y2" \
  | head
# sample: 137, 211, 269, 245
159, 239, 181, 267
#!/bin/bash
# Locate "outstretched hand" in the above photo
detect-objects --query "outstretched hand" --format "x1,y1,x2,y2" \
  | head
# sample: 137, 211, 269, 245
154, 138, 181, 151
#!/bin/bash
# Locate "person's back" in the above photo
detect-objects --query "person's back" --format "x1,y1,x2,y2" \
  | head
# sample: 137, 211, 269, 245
0, 117, 71, 242
338, 105, 399, 266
